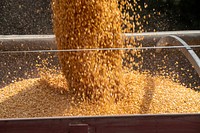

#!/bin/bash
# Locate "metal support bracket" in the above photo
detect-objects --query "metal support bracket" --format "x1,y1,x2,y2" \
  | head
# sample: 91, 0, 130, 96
156, 35, 200, 76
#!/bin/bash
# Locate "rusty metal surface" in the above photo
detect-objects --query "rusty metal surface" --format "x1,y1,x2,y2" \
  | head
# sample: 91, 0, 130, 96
0, 114, 200, 133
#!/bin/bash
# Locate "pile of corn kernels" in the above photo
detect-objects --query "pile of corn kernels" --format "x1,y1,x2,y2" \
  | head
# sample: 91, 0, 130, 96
0, 70, 199, 118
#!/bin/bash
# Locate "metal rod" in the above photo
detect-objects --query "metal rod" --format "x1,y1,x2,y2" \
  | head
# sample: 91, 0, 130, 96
0, 45, 200, 54
0, 30, 200, 40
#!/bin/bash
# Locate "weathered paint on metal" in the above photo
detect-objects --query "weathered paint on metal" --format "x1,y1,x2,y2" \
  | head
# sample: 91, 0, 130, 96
0, 114, 200, 133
